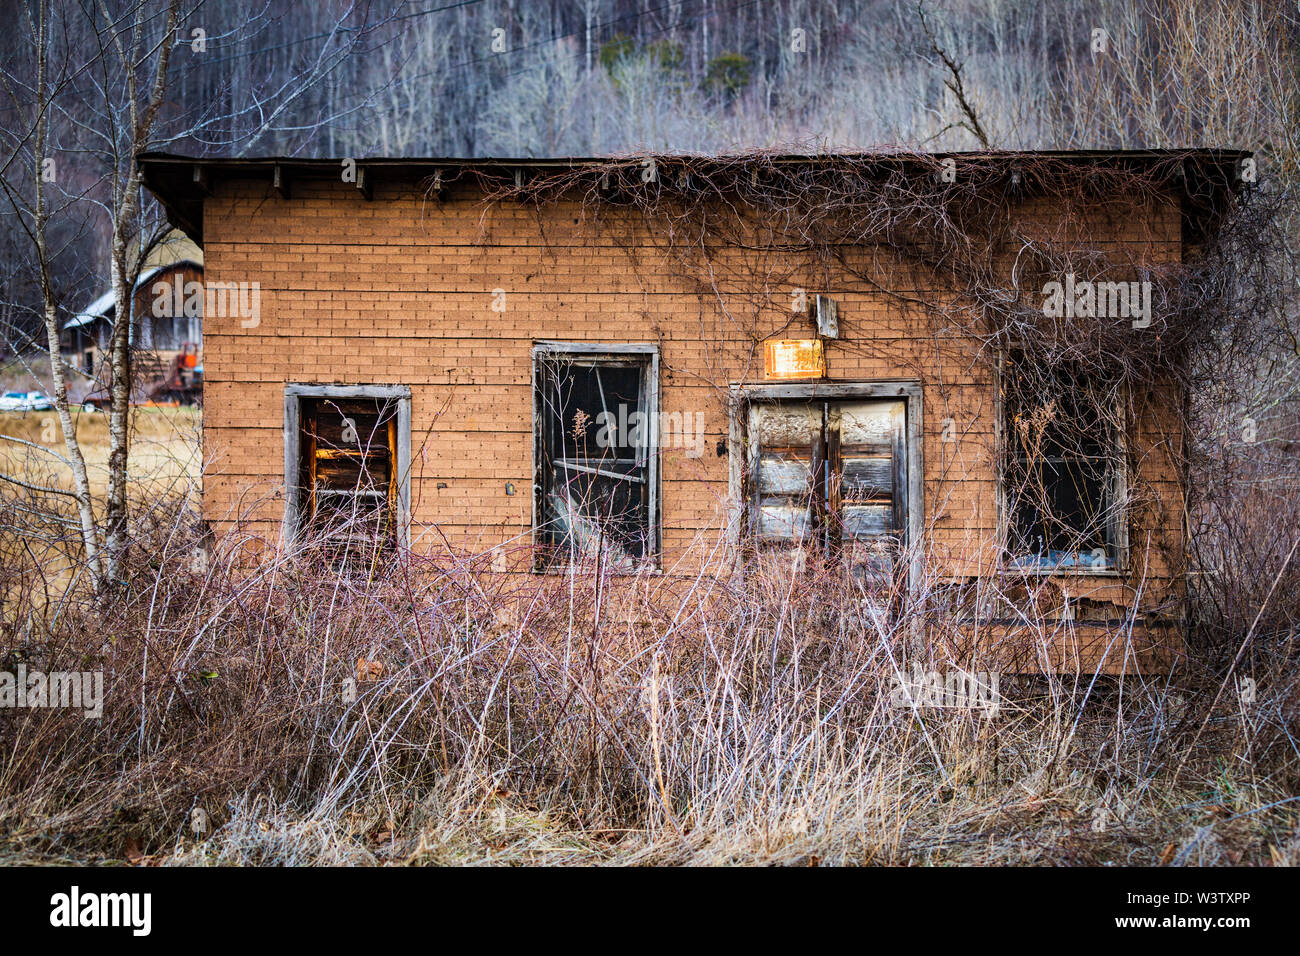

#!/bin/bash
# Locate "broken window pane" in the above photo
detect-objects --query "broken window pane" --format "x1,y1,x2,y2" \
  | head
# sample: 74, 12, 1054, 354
536, 354, 654, 569
1003, 352, 1122, 570
299, 396, 398, 554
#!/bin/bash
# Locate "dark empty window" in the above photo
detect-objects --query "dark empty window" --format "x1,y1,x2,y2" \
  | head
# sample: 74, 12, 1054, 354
534, 348, 657, 570
297, 396, 399, 551
1003, 353, 1125, 570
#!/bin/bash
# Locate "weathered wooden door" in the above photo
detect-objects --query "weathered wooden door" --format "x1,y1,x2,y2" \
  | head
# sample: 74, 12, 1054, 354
828, 400, 907, 583
748, 398, 907, 581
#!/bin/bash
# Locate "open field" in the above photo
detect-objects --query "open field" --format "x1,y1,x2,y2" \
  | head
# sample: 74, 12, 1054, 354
0, 407, 201, 497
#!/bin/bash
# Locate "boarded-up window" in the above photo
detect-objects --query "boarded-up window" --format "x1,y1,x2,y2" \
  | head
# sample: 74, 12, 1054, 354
747, 398, 907, 581
1003, 353, 1125, 570
298, 396, 399, 549
534, 348, 657, 570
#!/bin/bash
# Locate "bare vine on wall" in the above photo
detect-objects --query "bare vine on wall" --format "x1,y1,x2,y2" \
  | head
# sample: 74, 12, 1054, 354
429, 150, 1288, 646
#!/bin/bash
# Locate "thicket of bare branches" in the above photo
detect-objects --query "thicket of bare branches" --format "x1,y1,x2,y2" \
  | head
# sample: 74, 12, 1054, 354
0, 489, 1296, 865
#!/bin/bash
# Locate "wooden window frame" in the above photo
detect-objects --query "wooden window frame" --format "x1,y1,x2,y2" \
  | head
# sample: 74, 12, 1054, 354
728, 381, 925, 591
283, 384, 412, 546
531, 342, 661, 573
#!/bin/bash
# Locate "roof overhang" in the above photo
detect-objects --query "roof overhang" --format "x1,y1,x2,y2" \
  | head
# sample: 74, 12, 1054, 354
137, 149, 1251, 247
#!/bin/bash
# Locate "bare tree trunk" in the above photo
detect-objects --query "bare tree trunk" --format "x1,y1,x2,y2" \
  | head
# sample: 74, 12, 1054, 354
101, 0, 180, 582
30, 0, 101, 583
102, 227, 133, 581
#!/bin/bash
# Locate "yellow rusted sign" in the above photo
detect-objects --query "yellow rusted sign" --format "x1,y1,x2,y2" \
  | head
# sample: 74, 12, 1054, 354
764, 338, 825, 379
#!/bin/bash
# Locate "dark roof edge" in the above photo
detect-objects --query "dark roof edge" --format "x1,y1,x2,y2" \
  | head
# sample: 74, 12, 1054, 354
140, 147, 1251, 167
138, 148, 1252, 246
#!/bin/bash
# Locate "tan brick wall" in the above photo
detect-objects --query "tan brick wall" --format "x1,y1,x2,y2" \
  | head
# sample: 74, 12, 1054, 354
198, 175, 1186, 630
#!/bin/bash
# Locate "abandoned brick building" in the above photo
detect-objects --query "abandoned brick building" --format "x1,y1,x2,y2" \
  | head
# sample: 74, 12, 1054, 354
138, 149, 1245, 671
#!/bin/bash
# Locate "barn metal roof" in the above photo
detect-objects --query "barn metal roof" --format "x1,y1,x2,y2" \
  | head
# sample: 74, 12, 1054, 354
67, 260, 203, 330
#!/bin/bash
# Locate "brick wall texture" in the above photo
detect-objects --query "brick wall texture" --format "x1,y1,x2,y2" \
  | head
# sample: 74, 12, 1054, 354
196, 172, 1187, 670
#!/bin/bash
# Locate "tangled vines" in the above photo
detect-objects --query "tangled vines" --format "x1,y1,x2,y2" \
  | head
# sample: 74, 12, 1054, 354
426, 150, 1294, 652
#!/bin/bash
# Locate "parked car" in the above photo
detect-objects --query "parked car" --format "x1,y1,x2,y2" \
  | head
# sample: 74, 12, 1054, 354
0, 391, 54, 412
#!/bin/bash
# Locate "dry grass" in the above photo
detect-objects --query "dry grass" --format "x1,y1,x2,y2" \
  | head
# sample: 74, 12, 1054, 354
0, 497, 1295, 867
0, 407, 200, 609
0, 415, 1295, 867
0, 407, 200, 495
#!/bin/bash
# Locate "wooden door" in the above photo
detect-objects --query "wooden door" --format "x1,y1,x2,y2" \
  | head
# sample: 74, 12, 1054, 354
748, 398, 907, 580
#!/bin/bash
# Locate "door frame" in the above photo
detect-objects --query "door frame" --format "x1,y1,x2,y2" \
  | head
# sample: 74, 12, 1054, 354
728, 380, 924, 591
